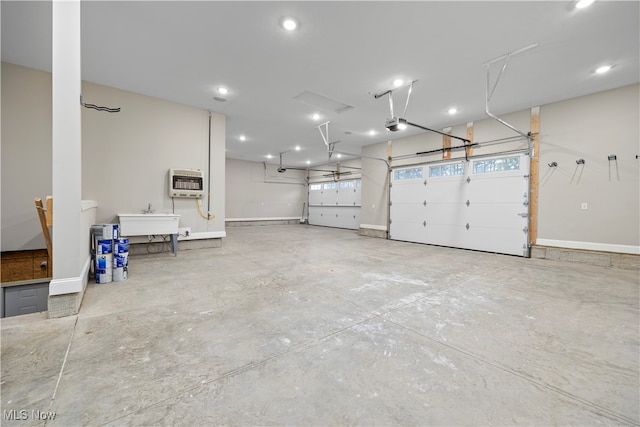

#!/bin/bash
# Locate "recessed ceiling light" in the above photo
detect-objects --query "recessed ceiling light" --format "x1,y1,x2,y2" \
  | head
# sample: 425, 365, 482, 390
266, 154, 273, 159
312, 113, 320, 121
295, 145, 301, 151
217, 87, 229, 95
239, 135, 246, 141
368, 130, 376, 136
448, 107, 458, 115
595, 65, 612, 74
575, 0, 595, 9
306, 160, 311, 165
281, 18, 298, 31
393, 79, 404, 87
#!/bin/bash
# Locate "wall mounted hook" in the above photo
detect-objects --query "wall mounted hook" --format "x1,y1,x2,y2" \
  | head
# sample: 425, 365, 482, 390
576, 159, 585, 165
547, 161, 558, 167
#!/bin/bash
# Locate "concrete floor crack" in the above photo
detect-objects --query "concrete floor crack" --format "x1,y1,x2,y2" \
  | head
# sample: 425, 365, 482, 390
45, 315, 79, 426
385, 318, 637, 426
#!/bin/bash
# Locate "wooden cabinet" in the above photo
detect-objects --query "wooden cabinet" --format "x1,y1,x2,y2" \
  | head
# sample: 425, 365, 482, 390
1, 250, 50, 282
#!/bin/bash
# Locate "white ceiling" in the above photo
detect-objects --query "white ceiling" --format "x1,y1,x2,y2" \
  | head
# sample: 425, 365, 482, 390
2, 1, 638, 167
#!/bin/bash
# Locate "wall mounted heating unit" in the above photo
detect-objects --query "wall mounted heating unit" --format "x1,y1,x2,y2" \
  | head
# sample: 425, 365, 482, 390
169, 168, 204, 198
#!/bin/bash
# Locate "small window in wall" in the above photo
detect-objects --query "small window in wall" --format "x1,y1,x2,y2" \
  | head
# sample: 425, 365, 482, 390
323, 182, 337, 190
394, 167, 423, 180
309, 184, 322, 191
473, 156, 520, 174
429, 163, 465, 177
339, 181, 354, 189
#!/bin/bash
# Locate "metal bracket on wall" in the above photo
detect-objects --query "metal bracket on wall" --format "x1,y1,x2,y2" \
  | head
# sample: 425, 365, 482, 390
483, 44, 537, 142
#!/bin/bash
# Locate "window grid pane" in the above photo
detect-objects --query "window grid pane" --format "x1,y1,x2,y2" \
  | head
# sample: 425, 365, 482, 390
473, 156, 520, 174
323, 182, 336, 190
429, 163, 464, 177
394, 167, 423, 180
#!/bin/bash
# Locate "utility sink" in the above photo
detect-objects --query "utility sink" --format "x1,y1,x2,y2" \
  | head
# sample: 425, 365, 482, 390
118, 213, 180, 236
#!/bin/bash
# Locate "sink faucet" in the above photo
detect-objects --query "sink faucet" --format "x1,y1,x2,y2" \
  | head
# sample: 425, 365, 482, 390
143, 203, 155, 214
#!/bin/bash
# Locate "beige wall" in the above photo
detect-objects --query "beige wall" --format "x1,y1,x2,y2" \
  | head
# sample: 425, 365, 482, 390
537, 84, 639, 251
81, 81, 226, 235
1, 62, 226, 251
224, 157, 363, 222
4, 61, 636, 254
360, 142, 390, 229
359, 84, 640, 252
1, 63, 53, 251
225, 159, 306, 219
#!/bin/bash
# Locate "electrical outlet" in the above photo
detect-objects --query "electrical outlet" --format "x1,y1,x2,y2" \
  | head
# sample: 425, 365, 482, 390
581, 203, 588, 210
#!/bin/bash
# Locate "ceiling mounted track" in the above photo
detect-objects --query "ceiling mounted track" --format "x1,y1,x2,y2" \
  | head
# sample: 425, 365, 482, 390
315, 120, 389, 168
373, 81, 470, 144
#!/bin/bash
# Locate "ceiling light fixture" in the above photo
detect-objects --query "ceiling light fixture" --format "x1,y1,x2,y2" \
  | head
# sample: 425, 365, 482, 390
217, 87, 229, 95
393, 79, 404, 87
239, 135, 246, 141
295, 145, 301, 151
281, 18, 298, 31
312, 113, 320, 121
306, 160, 311, 165
575, 0, 595, 9
368, 130, 376, 136
266, 154, 273, 159
336, 153, 342, 159
595, 65, 612, 74
448, 107, 458, 115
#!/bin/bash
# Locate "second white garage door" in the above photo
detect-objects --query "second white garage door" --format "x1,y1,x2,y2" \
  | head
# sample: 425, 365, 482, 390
308, 180, 361, 230
389, 153, 530, 256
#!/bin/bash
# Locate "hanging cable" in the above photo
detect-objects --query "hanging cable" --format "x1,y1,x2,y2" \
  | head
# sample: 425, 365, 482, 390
207, 112, 212, 218
80, 96, 120, 113
196, 198, 215, 220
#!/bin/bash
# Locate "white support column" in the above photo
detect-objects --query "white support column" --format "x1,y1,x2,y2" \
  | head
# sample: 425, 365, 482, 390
50, 0, 82, 296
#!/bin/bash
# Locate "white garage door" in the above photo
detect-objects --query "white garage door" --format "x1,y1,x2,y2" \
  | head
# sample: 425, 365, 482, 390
390, 153, 530, 256
309, 180, 361, 230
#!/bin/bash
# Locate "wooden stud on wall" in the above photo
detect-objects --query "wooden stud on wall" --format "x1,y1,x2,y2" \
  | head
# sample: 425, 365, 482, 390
529, 106, 540, 245
442, 127, 452, 159
46, 196, 53, 227
466, 122, 474, 157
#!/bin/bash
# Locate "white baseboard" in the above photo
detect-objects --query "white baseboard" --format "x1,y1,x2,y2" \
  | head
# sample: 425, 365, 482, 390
536, 239, 640, 255
183, 231, 226, 240
49, 255, 91, 295
226, 217, 300, 222
359, 224, 388, 231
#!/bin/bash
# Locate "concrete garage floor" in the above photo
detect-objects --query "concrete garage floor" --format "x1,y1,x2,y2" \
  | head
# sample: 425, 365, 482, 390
1, 225, 639, 426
